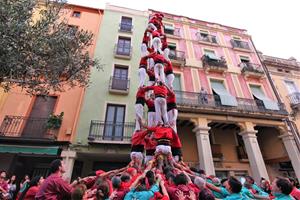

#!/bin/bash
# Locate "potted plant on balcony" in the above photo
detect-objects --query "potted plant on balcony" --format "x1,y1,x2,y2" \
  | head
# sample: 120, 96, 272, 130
46, 112, 64, 139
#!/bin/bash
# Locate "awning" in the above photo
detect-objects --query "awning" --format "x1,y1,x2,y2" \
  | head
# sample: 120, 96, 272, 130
211, 81, 238, 106
0, 145, 59, 155
250, 86, 280, 110
168, 43, 177, 48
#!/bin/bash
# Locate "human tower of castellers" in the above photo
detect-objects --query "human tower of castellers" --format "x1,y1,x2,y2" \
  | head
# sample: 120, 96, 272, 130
12, 12, 299, 200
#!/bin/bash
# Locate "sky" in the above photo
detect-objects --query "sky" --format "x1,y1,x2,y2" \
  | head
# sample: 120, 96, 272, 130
67, 0, 300, 60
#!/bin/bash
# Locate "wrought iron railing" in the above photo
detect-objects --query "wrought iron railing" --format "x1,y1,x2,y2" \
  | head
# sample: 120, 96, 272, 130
88, 121, 135, 142
169, 50, 186, 62
230, 39, 251, 50
201, 55, 227, 69
109, 76, 130, 92
119, 23, 133, 32
0, 116, 58, 140
174, 90, 287, 115
239, 62, 264, 74
114, 44, 132, 57
196, 32, 218, 44
288, 92, 300, 107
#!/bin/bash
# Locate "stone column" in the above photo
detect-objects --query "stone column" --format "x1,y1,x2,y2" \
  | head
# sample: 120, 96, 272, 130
280, 133, 300, 181
61, 150, 77, 182
239, 130, 269, 182
193, 125, 215, 176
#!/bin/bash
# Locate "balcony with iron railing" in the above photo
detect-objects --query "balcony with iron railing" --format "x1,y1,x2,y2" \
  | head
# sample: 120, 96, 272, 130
114, 44, 132, 59
239, 62, 265, 78
201, 55, 227, 72
119, 23, 133, 33
0, 116, 59, 140
109, 76, 130, 94
196, 32, 218, 45
164, 27, 181, 38
287, 92, 300, 109
88, 121, 135, 144
169, 50, 186, 66
230, 39, 251, 50
175, 90, 288, 119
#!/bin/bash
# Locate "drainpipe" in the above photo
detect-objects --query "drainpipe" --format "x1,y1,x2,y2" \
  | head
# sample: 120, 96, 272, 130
250, 38, 300, 151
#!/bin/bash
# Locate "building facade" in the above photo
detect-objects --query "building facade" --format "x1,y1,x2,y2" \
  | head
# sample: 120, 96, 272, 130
261, 54, 300, 177
147, 10, 300, 182
0, 4, 103, 181
72, 4, 148, 177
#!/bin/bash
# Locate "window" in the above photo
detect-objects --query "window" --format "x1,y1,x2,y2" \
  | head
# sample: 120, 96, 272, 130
164, 23, 175, 35
204, 49, 218, 60
72, 11, 81, 18
67, 25, 78, 37
173, 74, 182, 91
104, 104, 126, 140
116, 37, 131, 56
168, 43, 177, 59
240, 56, 250, 63
120, 16, 132, 32
285, 81, 298, 94
277, 68, 283, 72
198, 30, 209, 41
111, 66, 128, 90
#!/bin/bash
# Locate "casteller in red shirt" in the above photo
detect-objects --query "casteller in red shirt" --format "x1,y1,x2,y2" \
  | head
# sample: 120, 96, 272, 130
35, 173, 72, 200
145, 84, 168, 98
23, 186, 39, 200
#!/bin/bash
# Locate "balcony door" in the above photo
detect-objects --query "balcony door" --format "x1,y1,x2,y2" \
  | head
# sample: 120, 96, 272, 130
103, 104, 125, 140
22, 96, 57, 138
285, 81, 298, 94
112, 66, 128, 90
117, 37, 131, 56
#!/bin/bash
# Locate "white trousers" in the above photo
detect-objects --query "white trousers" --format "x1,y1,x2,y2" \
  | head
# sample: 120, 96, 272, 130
168, 108, 178, 133
130, 152, 144, 161
154, 63, 165, 83
134, 104, 144, 131
148, 112, 156, 127
151, 37, 162, 54
166, 73, 174, 89
164, 48, 170, 61
155, 145, 171, 155
138, 68, 147, 87
154, 97, 168, 125
141, 43, 148, 57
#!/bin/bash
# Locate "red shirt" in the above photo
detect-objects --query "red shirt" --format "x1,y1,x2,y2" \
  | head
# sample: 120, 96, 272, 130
152, 30, 161, 38
24, 186, 39, 200
131, 130, 148, 146
167, 184, 191, 200
148, 126, 173, 141
140, 56, 148, 68
146, 99, 155, 111
147, 52, 167, 64
167, 91, 176, 104
147, 69, 155, 80
35, 174, 72, 200
136, 87, 146, 98
291, 187, 300, 200
164, 61, 173, 74
144, 135, 157, 150
145, 85, 168, 97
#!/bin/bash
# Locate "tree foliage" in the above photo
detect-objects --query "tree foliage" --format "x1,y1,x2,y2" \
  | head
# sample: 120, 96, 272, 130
0, 0, 100, 95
